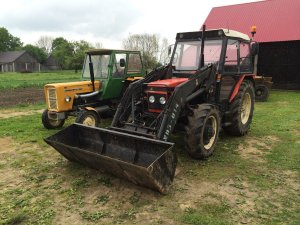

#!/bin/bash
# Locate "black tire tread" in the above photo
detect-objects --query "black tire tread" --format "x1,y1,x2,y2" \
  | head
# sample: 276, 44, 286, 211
75, 110, 100, 127
184, 104, 220, 159
42, 109, 65, 129
255, 84, 269, 102
224, 80, 255, 136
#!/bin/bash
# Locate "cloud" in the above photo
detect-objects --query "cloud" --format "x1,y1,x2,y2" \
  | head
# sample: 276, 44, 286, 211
0, 0, 141, 39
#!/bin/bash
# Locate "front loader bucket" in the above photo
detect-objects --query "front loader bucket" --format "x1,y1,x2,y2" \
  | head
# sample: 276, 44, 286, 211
44, 123, 177, 194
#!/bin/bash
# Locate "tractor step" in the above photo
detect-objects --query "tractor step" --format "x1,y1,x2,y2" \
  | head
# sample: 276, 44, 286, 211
44, 123, 177, 194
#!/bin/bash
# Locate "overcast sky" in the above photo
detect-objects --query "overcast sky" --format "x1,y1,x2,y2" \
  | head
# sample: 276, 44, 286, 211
1, 0, 261, 48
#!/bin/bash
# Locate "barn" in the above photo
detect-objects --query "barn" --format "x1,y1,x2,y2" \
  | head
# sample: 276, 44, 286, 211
0, 50, 41, 72
44, 55, 61, 71
204, 0, 300, 89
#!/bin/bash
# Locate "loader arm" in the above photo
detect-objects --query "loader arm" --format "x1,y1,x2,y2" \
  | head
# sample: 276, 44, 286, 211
111, 66, 169, 128
111, 64, 217, 141
157, 64, 216, 141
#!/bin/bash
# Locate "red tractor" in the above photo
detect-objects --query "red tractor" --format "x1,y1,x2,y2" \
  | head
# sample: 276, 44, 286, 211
46, 26, 259, 193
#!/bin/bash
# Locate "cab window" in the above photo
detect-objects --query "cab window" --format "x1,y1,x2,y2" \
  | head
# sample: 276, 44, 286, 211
240, 42, 252, 73
82, 54, 110, 79
224, 39, 238, 73
128, 53, 142, 73
113, 53, 126, 77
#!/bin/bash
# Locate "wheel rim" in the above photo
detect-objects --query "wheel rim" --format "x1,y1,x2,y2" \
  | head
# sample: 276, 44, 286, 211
49, 119, 62, 127
256, 89, 262, 96
82, 116, 96, 126
241, 92, 251, 124
203, 115, 217, 150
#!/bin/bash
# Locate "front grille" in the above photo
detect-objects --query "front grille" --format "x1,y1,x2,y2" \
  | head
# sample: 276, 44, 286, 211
47, 88, 57, 110
146, 92, 168, 113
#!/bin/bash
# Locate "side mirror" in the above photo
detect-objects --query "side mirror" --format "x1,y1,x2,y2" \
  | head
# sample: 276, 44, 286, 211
168, 46, 172, 56
120, 58, 125, 67
250, 42, 259, 55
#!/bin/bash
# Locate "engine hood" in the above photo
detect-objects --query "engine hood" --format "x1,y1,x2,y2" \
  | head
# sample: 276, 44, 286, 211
148, 78, 188, 88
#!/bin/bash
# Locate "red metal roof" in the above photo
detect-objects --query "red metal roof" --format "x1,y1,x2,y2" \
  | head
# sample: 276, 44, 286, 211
204, 0, 300, 42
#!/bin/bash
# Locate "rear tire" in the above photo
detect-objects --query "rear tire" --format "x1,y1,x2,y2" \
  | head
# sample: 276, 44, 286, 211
224, 80, 255, 136
42, 109, 65, 129
185, 104, 221, 159
75, 110, 100, 127
255, 84, 269, 102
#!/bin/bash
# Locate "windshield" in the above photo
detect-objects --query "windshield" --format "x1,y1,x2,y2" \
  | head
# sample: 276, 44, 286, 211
172, 40, 223, 71
82, 54, 111, 79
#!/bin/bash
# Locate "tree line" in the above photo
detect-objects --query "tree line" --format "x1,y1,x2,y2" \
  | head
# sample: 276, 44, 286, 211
0, 27, 170, 70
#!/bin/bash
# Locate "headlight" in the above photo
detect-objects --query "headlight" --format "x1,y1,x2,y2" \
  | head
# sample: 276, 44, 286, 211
65, 96, 71, 102
149, 95, 155, 103
159, 96, 166, 104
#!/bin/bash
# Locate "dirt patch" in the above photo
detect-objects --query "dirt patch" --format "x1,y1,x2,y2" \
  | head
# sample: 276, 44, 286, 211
293, 130, 300, 144
293, 130, 300, 135
278, 170, 300, 192
0, 109, 44, 119
0, 137, 25, 189
0, 87, 44, 107
237, 135, 279, 163
0, 137, 13, 153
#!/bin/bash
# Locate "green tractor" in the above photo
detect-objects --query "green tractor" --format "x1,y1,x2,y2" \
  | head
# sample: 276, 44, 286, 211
42, 49, 145, 129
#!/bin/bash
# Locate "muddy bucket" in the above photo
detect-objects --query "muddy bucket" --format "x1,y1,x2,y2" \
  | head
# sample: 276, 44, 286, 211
44, 123, 177, 194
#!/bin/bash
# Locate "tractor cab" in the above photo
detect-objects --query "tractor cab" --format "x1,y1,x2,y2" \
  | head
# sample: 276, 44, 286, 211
81, 49, 144, 100
170, 29, 257, 77
144, 29, 259, 114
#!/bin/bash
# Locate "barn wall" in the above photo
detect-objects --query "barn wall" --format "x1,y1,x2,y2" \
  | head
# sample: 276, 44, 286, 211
257, 40, 300, 90
15, 52, 40, 72
0, 63, 14, 72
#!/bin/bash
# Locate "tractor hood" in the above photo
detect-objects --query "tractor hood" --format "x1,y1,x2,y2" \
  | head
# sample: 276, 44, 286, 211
147, 78, 188, 88
45, 80, 101, 90
44, 80, 101, 112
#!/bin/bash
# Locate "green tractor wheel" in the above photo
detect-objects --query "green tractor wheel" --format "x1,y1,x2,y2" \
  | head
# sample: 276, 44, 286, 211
75, 110, 100, 127
42, 109, 65, 129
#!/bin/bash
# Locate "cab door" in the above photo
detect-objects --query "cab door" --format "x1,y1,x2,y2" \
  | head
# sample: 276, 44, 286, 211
101, 53, 127, 100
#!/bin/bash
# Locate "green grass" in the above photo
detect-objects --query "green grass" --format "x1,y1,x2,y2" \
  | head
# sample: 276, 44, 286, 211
0, 90, 299, 224
0, 71, 81, 89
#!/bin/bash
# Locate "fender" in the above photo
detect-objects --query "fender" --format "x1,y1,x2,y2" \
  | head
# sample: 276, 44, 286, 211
126, 76, 144, 82
229, 75, 254, 102
84, 106, 97, 112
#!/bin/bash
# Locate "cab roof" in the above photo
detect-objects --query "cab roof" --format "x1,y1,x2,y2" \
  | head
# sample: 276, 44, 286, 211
176, 29, 250, 42
86, 49, 141, 55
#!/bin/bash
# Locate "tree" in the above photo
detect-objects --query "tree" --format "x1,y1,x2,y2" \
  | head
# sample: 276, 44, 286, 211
69, 40, 93, 72
94, 42, 103, 49
122, 33, 159, 70
36, 36, 54, 55
0, 27, 23, 51
158, 38, 170, 66
23, 44, 48, 63
51, 37, 74, 69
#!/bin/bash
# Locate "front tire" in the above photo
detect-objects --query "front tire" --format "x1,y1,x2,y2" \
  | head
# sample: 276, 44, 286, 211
185, 104, 221, 159
224, 80, 255, 136
42, 109, 65, 129
75, 110, 100, 127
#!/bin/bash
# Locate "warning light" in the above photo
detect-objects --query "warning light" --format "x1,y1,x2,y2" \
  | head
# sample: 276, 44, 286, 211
251, 25, 257, 37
